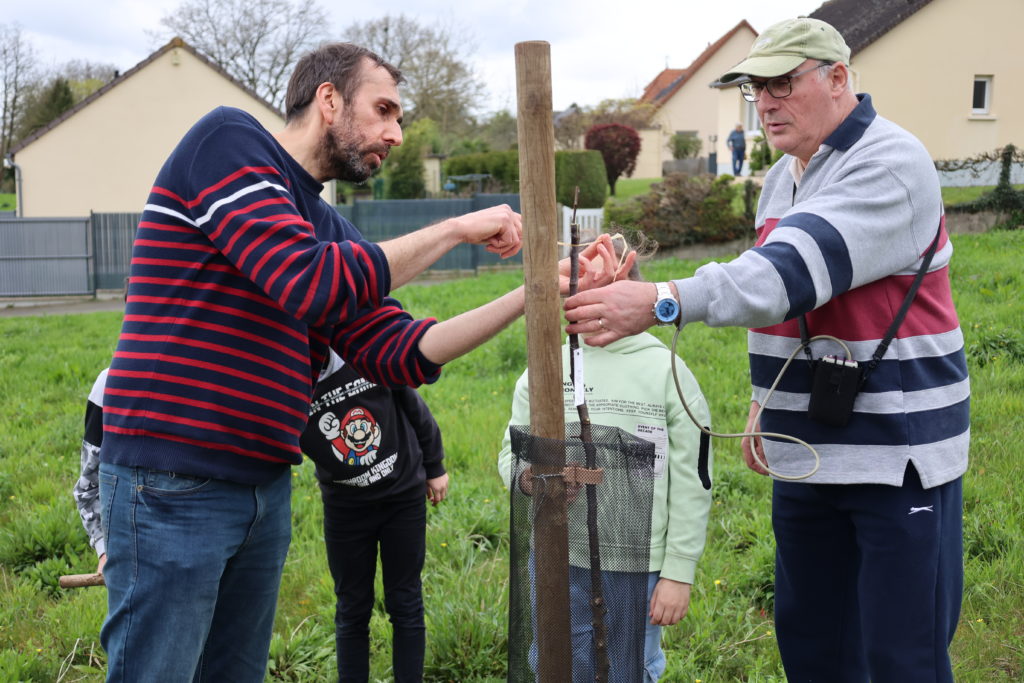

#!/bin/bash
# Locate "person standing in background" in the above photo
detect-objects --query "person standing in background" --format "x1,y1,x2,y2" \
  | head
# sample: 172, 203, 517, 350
727, 122, 746, 176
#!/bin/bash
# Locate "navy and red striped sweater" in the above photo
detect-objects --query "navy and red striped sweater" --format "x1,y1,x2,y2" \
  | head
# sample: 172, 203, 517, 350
102, 107, 441, 484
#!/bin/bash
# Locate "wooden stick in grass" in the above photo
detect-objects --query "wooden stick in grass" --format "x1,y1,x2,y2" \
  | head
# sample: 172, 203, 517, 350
59, 573, 105, 588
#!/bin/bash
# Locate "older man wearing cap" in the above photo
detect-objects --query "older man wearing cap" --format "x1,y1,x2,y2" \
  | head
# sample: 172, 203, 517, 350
564, 17, 967, 682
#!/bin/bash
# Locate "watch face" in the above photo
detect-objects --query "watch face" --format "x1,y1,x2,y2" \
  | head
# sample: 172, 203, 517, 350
656, 298, 679, 322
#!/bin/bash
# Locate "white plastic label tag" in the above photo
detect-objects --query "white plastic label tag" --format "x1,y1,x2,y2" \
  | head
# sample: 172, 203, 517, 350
572, 347, 585, 407
635, 423, 668, 477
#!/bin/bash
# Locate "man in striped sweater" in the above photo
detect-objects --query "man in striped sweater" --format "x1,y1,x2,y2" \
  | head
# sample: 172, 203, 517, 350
98, 43, 539, 682
564, 18, 968, 683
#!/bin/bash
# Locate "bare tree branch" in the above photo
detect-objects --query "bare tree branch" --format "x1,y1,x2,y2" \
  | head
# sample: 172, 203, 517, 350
156, 0, 329, 110
342, 14, 485, 147
1, 22, 37, 160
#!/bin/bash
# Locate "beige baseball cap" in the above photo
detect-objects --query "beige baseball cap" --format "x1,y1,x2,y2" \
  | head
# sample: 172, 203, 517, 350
719, 17, 851, 83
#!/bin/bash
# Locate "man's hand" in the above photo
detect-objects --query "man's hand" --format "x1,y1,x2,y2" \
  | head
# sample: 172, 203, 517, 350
381, 204, 522, 289
451, 204, 522, 258
741, 401, 768, 475
97, 553, 107, 575
649, 577, 691, 626
563, 279, 664, 346
426, 473, 449, 506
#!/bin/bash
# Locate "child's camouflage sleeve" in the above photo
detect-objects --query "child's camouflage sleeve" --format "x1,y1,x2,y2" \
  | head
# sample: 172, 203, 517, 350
73, 369, 107, 557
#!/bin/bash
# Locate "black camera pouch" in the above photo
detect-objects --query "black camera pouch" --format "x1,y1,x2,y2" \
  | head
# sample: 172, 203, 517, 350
808, 357, 863, 427
797, 222, 943, 429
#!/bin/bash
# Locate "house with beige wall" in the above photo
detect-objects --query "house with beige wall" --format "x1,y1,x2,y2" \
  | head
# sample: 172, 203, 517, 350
712, 0, 1023, 177
812, 0, 1023, 165
638, 21, 759, 177
9, 37, 333, 218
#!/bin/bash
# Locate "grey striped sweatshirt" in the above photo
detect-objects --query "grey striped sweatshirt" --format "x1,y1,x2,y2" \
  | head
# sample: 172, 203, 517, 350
674, 95, 968, 487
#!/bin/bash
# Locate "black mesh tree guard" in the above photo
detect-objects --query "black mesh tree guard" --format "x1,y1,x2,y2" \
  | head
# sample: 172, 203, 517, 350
507, 423, 656, 682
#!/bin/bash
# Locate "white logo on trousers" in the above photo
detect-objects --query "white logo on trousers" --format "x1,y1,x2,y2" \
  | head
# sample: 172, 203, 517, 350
908, 506, 934, 515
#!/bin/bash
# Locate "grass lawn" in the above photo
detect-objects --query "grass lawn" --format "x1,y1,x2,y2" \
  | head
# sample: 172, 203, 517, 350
604, 181, 1024, 238
0, 193, 15, 212
942, 184, 1024, 205
613, 177, 660, 199
0, 231, 1021, 680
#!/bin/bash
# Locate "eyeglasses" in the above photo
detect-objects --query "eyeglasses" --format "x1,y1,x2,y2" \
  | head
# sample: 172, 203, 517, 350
739, 63, 832, 102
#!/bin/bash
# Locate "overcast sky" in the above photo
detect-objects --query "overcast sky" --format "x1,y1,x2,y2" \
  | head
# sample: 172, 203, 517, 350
10, 0, 822, 114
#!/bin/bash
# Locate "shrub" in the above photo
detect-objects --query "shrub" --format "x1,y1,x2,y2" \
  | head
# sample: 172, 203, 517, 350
554, 150, 608, 208
384, 123, 428, 199
604, 195, 645, 234
442, 148, 610, 207
937, 143, 1024, 230
633, 173, 747, 248
742, 179, 760, 222
669, 133, 702, 160
584, 123, 641, 195
385, 118, 432, 198
443, 150, 520, 193
748, 134, 769, 172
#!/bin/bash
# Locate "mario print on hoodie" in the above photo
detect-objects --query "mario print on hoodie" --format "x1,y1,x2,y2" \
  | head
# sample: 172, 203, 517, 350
319, 406, 382, 467
302, 346, 446, 501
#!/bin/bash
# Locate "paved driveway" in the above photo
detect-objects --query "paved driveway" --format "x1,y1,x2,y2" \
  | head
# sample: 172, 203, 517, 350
0, 297, 125, 318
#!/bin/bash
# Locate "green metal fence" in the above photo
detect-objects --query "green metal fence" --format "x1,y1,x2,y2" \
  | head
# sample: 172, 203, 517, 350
335, 194, 523, 271
0, 195, 523, 297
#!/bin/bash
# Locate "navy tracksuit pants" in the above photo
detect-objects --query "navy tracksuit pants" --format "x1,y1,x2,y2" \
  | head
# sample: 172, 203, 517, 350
772, 464, 962, 682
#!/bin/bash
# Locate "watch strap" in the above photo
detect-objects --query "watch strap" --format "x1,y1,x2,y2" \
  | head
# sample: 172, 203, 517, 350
653, 282, 679, 325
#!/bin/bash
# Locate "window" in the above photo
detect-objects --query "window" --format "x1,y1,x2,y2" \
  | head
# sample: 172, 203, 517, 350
972, 76, 992, 115
744, 100, 759, 132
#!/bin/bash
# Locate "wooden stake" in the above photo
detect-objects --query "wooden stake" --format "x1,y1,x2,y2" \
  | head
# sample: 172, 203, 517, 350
59, 573, 105, 588
515, 40, 571, 682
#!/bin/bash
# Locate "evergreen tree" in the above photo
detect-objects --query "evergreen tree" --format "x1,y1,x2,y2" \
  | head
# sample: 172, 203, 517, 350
18, 76, 74, 138
384, 119, 437, 199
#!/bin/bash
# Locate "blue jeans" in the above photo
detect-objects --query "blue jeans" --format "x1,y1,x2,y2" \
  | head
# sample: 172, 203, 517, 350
731, 147, 745, 176
570, 569, 665, 683
531, 562, 665, 682
99, 462, 292, 682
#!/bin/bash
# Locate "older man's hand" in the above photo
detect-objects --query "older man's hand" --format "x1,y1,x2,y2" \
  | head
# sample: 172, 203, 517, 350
563, 279, 662, 346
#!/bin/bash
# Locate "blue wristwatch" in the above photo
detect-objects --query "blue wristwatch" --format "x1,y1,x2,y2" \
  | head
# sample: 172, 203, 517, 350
653, 282, 680, 326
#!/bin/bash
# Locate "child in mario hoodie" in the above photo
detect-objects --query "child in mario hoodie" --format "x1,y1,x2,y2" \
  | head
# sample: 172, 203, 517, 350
302, 348, 448, 681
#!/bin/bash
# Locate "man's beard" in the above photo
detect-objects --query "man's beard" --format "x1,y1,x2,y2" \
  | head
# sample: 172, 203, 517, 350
318, 118, 388, 183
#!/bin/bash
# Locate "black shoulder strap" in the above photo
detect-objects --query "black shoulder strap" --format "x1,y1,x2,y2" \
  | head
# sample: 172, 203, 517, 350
861, 221, 944, 382
799, 221, 944, 384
